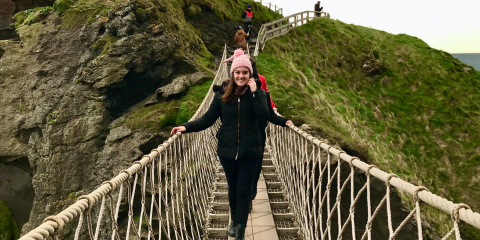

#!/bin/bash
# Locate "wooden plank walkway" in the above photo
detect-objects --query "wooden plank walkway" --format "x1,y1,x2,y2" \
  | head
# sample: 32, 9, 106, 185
228, 173, 278, 240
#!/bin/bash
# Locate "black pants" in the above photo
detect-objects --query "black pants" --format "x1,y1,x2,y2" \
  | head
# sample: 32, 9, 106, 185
244, 23, 252, 39
251, 137, 266, 200
220, 156, 262, 225
315, 7, 323, 17
244, 23, 251, 34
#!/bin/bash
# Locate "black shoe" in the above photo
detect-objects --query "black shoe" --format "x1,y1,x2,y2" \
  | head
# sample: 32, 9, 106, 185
228, 220, 236, 237
235, 223, 246, 240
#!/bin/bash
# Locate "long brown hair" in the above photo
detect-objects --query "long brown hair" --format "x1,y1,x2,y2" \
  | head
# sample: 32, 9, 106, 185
221, 72, 252, 103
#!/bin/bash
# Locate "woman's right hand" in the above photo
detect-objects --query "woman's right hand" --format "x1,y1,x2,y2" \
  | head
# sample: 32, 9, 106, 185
170, 126, 186, 135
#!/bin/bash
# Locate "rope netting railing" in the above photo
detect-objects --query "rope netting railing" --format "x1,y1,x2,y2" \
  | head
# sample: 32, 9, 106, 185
267, 123, 480, 239
19, 46, 229, 240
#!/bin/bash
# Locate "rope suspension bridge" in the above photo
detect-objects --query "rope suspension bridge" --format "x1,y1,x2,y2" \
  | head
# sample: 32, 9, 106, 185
19, 11, 480, 240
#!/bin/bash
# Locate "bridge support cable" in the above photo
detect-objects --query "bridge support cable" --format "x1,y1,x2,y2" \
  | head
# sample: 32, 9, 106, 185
267, 122, 480, 239
19, 46, 228, 240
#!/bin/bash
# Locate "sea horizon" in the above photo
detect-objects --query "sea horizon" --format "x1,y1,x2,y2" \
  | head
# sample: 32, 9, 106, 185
451, 53, 480, 71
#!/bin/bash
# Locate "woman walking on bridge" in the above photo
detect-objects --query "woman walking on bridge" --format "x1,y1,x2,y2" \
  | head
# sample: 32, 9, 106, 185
171, 55, 269, 240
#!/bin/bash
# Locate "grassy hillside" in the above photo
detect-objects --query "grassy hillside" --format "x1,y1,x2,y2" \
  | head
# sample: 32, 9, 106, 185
257, 18, 480, 237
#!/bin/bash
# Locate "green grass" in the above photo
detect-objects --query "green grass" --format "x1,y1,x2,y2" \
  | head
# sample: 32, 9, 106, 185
126, 79, 213, 131
12, 11, 27, 28
189, 0, 283, 23
0, 201, 20, 240
92, 34, 118, 56
12, 7, 54, 27
257, 18, 480, 237
53, 0, 73, 14
59, 0, 110, 28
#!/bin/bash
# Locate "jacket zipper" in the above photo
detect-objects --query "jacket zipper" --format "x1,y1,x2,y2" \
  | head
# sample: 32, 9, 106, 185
235, 97, 240, 160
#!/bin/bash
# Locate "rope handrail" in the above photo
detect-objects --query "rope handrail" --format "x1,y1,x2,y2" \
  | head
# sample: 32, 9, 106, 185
287, 124, 480, 229
19, 45, 229, 240
266, 119, 480, 239
254, 0, 283, 14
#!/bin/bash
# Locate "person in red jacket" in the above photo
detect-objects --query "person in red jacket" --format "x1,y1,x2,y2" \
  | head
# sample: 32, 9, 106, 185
257, 74, 276, 111
250, 58, 277, 111
241, 5, 254, 39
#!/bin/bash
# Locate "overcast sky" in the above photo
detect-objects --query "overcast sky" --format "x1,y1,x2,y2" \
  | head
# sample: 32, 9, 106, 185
257, 0, 479, 53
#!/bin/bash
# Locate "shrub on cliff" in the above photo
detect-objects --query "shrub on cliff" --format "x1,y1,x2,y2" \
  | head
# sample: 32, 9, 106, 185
53, 0, 73, 15
0, 201, 20, 240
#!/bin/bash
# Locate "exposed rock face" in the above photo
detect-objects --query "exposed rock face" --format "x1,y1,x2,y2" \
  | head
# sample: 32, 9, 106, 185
0, 0, 15, 29
11, 0, 55, 13
0, 28, 20, 40
156, 71, 210, 98
0, 2, 210, 237
106, 126, 132, 143
0, 156, 34, 226
362, 52, 383, 76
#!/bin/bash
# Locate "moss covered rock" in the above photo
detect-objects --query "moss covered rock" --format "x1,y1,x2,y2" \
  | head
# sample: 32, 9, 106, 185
53, 0, 73, 14
0, 201, 20, 240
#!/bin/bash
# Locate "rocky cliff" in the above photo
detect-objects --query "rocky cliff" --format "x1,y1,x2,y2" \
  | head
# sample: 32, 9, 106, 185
0, 0, 281, 238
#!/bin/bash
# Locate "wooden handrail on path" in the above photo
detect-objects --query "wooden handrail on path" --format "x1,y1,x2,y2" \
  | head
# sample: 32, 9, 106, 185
253, 11, 330, 56
255, 0, 283, 15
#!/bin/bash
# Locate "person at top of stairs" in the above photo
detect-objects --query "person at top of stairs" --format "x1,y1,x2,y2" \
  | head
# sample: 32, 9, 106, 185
222, 48, 246, 63
241, 4, 254, 37
234, 26, 249, 51
171, 55, 269, 240
315, 1, 324, 17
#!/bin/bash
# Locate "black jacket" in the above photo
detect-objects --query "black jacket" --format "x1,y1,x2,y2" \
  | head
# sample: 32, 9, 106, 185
315, 4, 323, 12
183, 83, 269, 160
213, 80, 288, 142
259, 91, 288, 140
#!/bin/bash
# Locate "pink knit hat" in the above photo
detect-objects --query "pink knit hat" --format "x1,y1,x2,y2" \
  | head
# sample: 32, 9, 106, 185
233, 49, 244, 58
230, 54, 252, 75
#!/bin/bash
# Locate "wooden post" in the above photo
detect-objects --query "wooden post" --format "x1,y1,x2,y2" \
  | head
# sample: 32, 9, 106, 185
301, 13, 304, 25
275, 5, 277, 12
269, 2, 271, 10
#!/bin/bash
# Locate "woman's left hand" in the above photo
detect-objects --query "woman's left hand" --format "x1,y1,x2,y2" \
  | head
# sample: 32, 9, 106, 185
286, 120, 293, 126
247, 78, 257, 92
